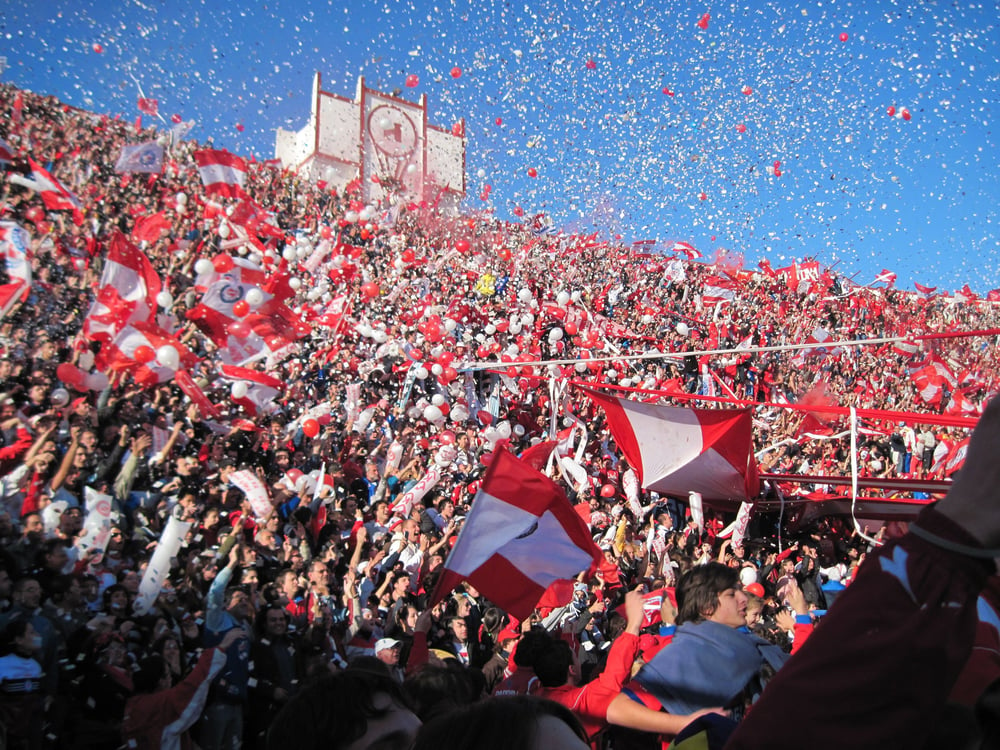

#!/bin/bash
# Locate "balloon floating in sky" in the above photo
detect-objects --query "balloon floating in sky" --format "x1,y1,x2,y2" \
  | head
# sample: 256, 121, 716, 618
171, 113, 182, 124
92, 43, 103, 53
735, 123, 747, 133
405, 74, 419, 87
697, 13, 710, 30
742, 85, 753, 96
839, 32, 849, 42
494, 117, 502, 125
887, 106, 896, 117
527, 167, 537, 178
585, 59, 596, 70
450, 66, 462, 78
662, 87, 675, 96
235, 123, 245, 132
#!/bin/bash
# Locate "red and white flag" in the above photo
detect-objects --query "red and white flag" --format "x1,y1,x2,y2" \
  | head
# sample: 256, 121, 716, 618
954, 284, 979, 304
83, 232, 161, 342
701, 275, 736, 307
220, 364, 283, 416
17, 159, 84, 220
914, 282, 937, 298
193, 149, 247, 198
670, 241, 701, 260
0, 139, 16, 165
432, 448, 601, 619
94, 320, 197, 386
874, 268, 897, 287
586, 388, 759, 504
909, 354, 958, 407
0, 222, 32, 318
137, 97, 159, 116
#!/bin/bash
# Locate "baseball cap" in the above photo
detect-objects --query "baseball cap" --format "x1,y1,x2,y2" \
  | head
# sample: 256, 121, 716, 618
374, 637, 400, 654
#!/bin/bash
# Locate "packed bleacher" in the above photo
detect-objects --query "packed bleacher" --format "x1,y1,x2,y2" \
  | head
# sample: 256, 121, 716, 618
0, 83, 997, 750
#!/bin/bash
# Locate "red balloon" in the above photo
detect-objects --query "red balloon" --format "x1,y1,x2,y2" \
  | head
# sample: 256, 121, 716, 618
495, 117, 503, 126
565, 322, 578, 336
746, 583, 766, 597
741, 85, 753, 96
213, 255, 234, 273
133, 345, 156, 364
697, 13, 710, 29
437, 401, 450, 416
735, 123, 747, 134
513, 206, 524, 217
92, 43, 103, 53
442, 366, 458, 382
662, 87, 675, 96
839, 32, 849, 42
527, 167, 537, 178
455, 240, 471, 254
171, 113, 182, 124
56, 363, 85, 389
405, 74, 419, 88
600, 484, 617, 498
361, 282, 380, 299
302, 418, 320, 438
229, 320, 251, 338
401, 248, 415, 263
439, 430, 456, 445
24, 206, 45, 224
585, 59, 596, 70
232, 300, 250, 317
901, 108, 911, 121
235, 123, 245, 133
451, 67, 462, 78
886, 106, 896, 117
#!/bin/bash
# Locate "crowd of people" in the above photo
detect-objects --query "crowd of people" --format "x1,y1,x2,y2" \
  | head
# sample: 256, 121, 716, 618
0, 82, 997, 749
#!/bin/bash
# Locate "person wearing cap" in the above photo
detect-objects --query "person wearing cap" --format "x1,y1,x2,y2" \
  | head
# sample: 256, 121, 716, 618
374, 637, 403, 681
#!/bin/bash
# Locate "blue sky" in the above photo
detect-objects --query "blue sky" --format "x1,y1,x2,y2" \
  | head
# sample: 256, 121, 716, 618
3, 0, 999, 293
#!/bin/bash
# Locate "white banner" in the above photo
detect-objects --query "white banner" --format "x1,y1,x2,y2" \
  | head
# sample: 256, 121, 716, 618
134, 515, 192, 616
389, 464, 442, 517
229, 469, 273, 519
76, 487, 114, 558
731, 501, 754, 549
689, 491, 704, 534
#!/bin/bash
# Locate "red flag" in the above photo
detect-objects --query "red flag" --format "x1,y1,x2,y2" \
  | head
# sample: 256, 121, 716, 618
95, 320, 197, 386
220, 364, 283, 416
137, 97, 159, 116
874, 269, 897, 287
193, 149, 248, 198
670, 241, 701, 260
432, 448, 601, 619
131, 211, 172, 244
24, 158, 83, 221
914, 282, 937, 297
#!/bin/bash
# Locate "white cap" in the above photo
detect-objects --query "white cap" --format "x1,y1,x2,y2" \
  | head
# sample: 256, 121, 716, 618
374, 638, 400, 654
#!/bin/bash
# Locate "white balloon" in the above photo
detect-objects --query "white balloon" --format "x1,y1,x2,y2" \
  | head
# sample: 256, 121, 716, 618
288, 277, 302, 290
414, 366, 429, 380
517, 288, 533, 303
509, 322, 522, 335
155, 345, 180, 370
641, 314, 653, 325
296, 245, 311, 260
548, 327, 564, 341
571, 291, 581, 303
248, 252, 262, 265
235, 245, 248, 256
676, 322, 690, 336
423, 405, 443, 422
431, 394, 446, 406
450, 405, 469, 422
245, 288, 264, 307
431, 364, 443, 376
345, 211, 359, 223
444, 319, 457, 332
218, 223, 231, 239
77, 351, 95, 370
513, 424, 525, 436
282, 246, 297, 262
372, 330, 388, 344
156, 291, 173, 309
556, 291, 570, 306
484, 324, 496, 335
231, 381, 249, 399
407, 406, 423, 419
521, 313, 534, 326
175, 191, 188, 205
50, 387, 70, 407
86, 372, 109, 391
575, 362, 588, 373
476, 168, 487, 178
496, 421, 511, 439
194, 259, 214, 275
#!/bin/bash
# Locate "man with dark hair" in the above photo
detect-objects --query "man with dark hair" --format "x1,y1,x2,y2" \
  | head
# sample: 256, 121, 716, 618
634, 562, 788, 719
266, 669, 420, 750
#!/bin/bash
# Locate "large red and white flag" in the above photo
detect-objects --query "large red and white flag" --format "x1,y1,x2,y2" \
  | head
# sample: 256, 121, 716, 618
83, 232, 161, 342
914, 282, 938, 298
0, 222, 32, 318
193, 149, 247, 198
909, 354, 958, 407
432, 448, 601, 619
701, 275, 736, 307
670, 241, 701, 260
586, 388, 759, 503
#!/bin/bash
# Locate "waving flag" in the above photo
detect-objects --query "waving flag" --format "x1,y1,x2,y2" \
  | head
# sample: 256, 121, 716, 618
95, 320, 197, 386
0, 222, 32, 318
0, 139, 16, 166
13, 159, 84, 221
115, 141, 165, 174
83, 232, 161, 343
131, 211, 172, 244
193, 149, 247, 198
874, 269, 897, 287
914, 282, 937, 298
909, 354, 958, 407
432, 448, 601, 619
220, 364, 283, 416
586, 388, 759, 504
137, 97, 159, 116
701, 276, 736, 307
671, 241, 701, 260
